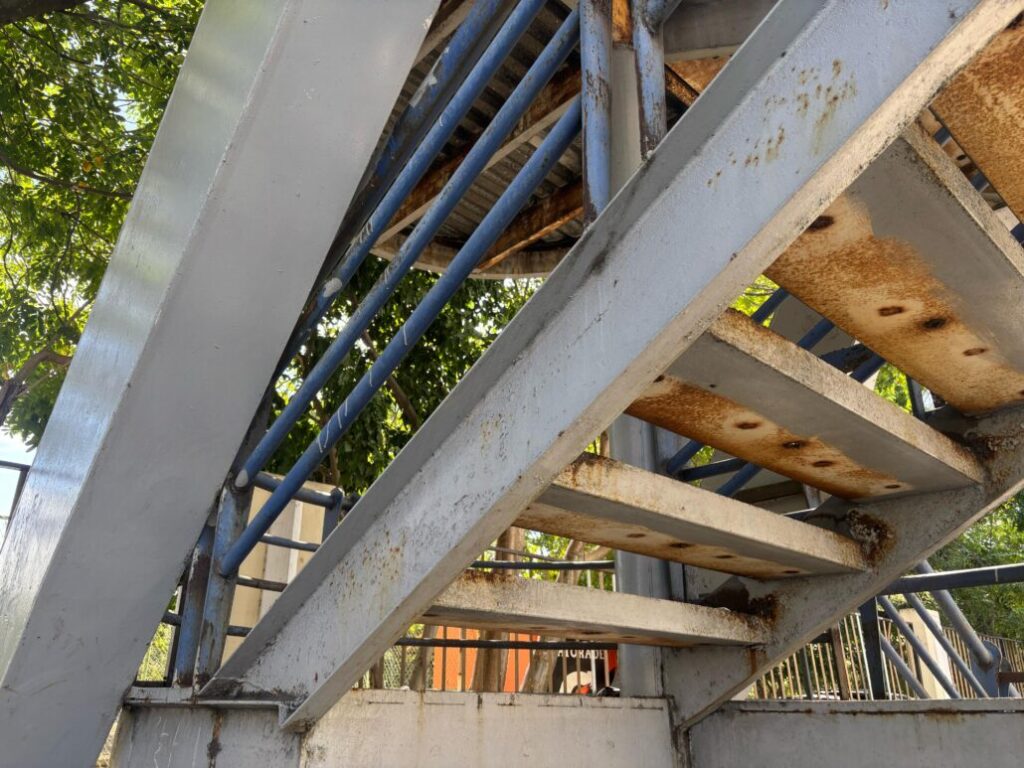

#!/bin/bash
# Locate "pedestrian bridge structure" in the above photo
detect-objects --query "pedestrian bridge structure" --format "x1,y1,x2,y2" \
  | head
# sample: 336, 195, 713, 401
2, 1, 1024, 765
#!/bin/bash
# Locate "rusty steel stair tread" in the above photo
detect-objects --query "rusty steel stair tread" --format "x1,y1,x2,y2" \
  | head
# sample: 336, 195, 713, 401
765, 125, 1024, 416
932, 21, 1024, 225
626, 308, 984, 500
516, 455, 867, 579
421, 573, 770, 648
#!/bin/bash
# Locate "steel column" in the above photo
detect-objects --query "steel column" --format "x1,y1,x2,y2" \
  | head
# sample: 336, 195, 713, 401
858, 600, 888, 700
0, 1, 441, 762
633, 0, 668, 158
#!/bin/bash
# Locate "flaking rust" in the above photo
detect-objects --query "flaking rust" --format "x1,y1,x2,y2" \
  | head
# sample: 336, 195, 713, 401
846, 509, 894, 564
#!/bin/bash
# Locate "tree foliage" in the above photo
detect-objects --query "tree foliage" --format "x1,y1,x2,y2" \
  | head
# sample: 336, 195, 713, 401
0, 0, 203, 437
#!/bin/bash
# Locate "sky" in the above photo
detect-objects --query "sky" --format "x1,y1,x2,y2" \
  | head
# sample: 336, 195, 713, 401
0, 431, 33, 542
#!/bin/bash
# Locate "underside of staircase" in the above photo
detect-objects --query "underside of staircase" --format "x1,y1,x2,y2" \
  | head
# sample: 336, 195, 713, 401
3, 1, 1024, 767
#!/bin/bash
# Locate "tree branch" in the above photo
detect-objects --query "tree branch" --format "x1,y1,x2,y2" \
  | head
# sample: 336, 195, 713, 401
360, 330, 422, 429
0, 148, 133, 200
0, 348, 71, 427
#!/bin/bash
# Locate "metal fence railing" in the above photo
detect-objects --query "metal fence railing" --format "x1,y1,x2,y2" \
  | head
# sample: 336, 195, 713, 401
750, 610, 1024, 702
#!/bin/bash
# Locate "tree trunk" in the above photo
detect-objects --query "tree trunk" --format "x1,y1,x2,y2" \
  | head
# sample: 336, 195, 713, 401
0, 349, 71, 428
471, 528, 523, 692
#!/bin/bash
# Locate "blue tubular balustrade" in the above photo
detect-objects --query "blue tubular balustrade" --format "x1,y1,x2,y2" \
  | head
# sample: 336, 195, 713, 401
270, 0, 549, 382
633, 0, 666, 159
878, 595, 962, 699
171, 519, 214, 686
220, 97, 584, 577
344, 0, 511, 234
237, 6, 580, 488
881, 635, 929, 699
580, 0, 611, 221
903, 591, 988, 697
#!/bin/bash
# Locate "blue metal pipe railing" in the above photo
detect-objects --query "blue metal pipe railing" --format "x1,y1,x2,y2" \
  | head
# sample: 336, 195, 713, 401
633, 0, 667, 159
237, 4, 577, 488
343, 0, 511, 240
220, 96, 584, 576
886, 563, 1024, 594
676, 457, 746, 482
914, 560, 996, 670
880, 635, 929, 699
580, 0, 611, 222
903, 591, 988, 697
750, 288, 789, 323
264, 0, 552, 415
879, 595, 961, 698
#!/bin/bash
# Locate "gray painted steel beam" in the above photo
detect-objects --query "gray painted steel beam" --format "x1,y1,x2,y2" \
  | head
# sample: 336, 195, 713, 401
421, 574, 769, 647
0, 1, 439, 765
628, 309, 984, 499
204, 0, 1019, 730
662, 403, 1024, 728
516, 455, 868, 578
663, 0, 775, 61
767, 126, 1024, 415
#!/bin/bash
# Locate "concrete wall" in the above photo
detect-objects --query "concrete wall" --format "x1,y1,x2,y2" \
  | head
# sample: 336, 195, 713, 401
112, 690, 675, 768
688, 700, 1024, 768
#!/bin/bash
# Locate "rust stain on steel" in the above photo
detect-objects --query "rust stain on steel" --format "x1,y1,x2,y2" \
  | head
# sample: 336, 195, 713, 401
765, 195, 1024, 414
516, 502, 810, 580
846, 509, 894, 564
626, 377, 905, 500
933, 22, 1024, 221
207, 710, 224, 767
668, 57, 727, 93
424, 573, 766, 648
611, 0, 631, 45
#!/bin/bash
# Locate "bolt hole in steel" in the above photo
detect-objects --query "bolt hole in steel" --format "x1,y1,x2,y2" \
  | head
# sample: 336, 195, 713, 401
921, 316, 948, 330
963, 347, 988, 356
885, 484, 902, 490
735, 421, 762, 430
626, 532, 645, 539
715, 554, 735, 560
783, 570, 801, 575
878, 305, 905, 316
669, 542, 690, 549
809, 215, 834, 230
782, 440, 806, 449
812, 460, 834, 468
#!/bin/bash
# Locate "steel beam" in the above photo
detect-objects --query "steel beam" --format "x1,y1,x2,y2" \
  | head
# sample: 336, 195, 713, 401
663, 0, 775, 61
204, 0, 1020, 731
0, 1, 439, 765
662, 401, 1024, 727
